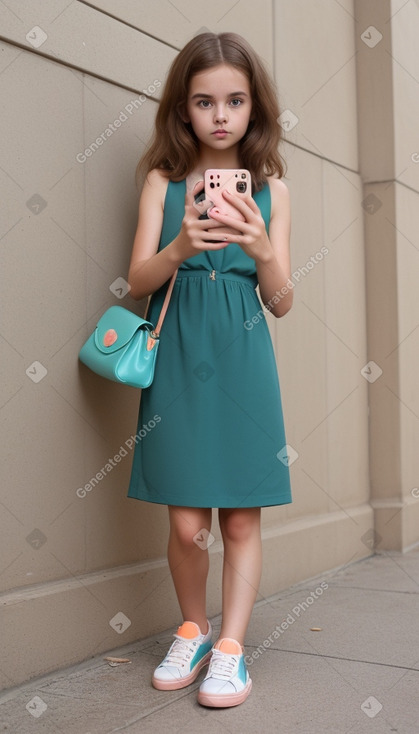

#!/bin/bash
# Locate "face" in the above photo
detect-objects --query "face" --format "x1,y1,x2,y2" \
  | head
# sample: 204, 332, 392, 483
183, 64, 252, 152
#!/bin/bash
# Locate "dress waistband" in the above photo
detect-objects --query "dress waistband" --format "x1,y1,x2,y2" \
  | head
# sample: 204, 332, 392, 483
176, 269, 257, 287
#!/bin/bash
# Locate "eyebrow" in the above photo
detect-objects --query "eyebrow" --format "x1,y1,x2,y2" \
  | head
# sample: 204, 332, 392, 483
190, 91, 249, 100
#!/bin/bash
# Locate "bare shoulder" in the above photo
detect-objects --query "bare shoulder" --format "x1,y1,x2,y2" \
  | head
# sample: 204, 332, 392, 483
268, 176, 289, 194
140, 168, 171, 210
266, 177, 290, 218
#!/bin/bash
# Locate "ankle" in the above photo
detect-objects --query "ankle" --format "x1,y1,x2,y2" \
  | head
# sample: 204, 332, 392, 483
201, 619, 210, 635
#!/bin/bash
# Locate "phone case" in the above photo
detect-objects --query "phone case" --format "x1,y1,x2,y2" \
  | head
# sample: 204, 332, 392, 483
204, 169, 251, 221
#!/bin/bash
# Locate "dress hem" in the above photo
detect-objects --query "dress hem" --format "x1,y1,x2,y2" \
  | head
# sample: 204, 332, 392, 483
126, 493, 293, 509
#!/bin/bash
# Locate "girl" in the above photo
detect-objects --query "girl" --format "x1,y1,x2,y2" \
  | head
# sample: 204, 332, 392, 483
127, 31, 293, 708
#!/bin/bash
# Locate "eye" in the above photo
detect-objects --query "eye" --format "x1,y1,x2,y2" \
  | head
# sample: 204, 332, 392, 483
230, 99, 243, 107
198, 100, 212, 108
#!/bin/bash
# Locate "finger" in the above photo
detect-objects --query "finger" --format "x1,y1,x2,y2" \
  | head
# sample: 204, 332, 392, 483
186, 181, 215, 218
201, 229, 232, 241
207, 208, 247, 233
185, 179, 204, 208
222, 190, 260, 216
203, 243, 231, 251
206, 226, 245, 240
202, 238, 231, 250
197, 216, 230, 230
192, 232, 231, 250
193, 196, 215, 217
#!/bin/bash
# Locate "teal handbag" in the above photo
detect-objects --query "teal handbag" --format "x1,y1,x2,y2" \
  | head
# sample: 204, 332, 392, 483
79, 271, 177, 388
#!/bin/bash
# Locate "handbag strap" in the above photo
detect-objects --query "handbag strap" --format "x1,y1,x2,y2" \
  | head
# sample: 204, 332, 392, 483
146, 269, 178, 350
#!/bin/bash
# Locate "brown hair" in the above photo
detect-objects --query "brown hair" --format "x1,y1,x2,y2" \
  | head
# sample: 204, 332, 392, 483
136, 32, 287, 192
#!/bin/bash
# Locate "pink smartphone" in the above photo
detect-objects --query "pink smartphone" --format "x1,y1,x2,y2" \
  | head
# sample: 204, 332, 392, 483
204, 169, 251, 221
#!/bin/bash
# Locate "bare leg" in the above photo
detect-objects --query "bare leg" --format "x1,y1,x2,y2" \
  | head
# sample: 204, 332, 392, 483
167, 505, 212, 634
217, 507, 262, 646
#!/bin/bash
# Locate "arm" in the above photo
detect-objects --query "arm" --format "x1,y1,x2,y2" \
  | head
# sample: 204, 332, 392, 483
255, 178, 293, 318
128, 170, 232, 301
208, 177, 293, 318
127, 169, 182, 300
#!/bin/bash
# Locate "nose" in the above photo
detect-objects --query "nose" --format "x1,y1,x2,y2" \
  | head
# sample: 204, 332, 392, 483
214, 105, 227, 123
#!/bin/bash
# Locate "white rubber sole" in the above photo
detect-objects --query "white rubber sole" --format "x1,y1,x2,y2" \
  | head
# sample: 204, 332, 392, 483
152, 650, 212, 691
197, 678, 252, 707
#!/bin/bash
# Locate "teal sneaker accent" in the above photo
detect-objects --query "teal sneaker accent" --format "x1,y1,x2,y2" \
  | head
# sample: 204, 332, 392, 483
198, 638, 252, 708
152, 620, 213, 691
191, 639, 212, 668
237, 654, 247, 685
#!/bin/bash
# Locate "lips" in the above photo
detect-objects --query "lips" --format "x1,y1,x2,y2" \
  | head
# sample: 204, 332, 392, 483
213, 129, 229, 137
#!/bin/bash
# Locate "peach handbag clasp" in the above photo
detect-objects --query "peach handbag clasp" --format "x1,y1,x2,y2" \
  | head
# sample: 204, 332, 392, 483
103, 328, 118, 347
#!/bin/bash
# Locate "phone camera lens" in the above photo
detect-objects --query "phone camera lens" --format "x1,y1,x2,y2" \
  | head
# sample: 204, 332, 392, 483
236, 182, 247, 193
210, 182, 215, 189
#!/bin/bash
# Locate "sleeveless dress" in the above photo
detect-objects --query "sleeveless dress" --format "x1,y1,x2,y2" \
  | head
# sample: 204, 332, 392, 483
127, 178, 292, 508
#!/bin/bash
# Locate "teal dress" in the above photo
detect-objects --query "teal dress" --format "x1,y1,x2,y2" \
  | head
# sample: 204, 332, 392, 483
127, 178, 292, 508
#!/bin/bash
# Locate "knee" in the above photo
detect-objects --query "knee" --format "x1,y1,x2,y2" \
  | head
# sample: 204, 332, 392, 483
169, 508, 211, 550
171, 524, 203, 550
219, 509, 260, 544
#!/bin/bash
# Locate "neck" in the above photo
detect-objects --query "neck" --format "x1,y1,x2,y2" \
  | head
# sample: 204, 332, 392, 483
193, 143, 242, 177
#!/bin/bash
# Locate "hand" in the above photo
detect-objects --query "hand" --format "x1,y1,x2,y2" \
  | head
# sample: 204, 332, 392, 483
206, 189, 271, 263
173, 181, 234, 261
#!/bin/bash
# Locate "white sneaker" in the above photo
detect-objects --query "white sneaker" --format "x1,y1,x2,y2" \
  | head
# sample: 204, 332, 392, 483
152, 620, 213, 690
197, 637, 252, 707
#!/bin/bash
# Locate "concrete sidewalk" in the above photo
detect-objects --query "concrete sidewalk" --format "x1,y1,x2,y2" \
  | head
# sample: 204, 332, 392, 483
1, 548, 418, 733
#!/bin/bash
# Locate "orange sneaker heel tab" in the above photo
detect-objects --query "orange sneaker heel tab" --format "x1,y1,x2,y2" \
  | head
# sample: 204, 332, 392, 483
176, 621, 201, 639
216, 638, 242, 654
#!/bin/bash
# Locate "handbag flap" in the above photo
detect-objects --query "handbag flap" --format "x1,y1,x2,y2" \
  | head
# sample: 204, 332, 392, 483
93, 306, 153, 354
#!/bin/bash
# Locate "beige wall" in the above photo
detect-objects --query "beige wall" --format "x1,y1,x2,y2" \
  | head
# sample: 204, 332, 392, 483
0, 0, 417, 689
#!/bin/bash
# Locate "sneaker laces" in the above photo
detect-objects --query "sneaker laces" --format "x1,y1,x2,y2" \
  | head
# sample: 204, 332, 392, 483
208, 649, 237, 679
163, 636, 198, 667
